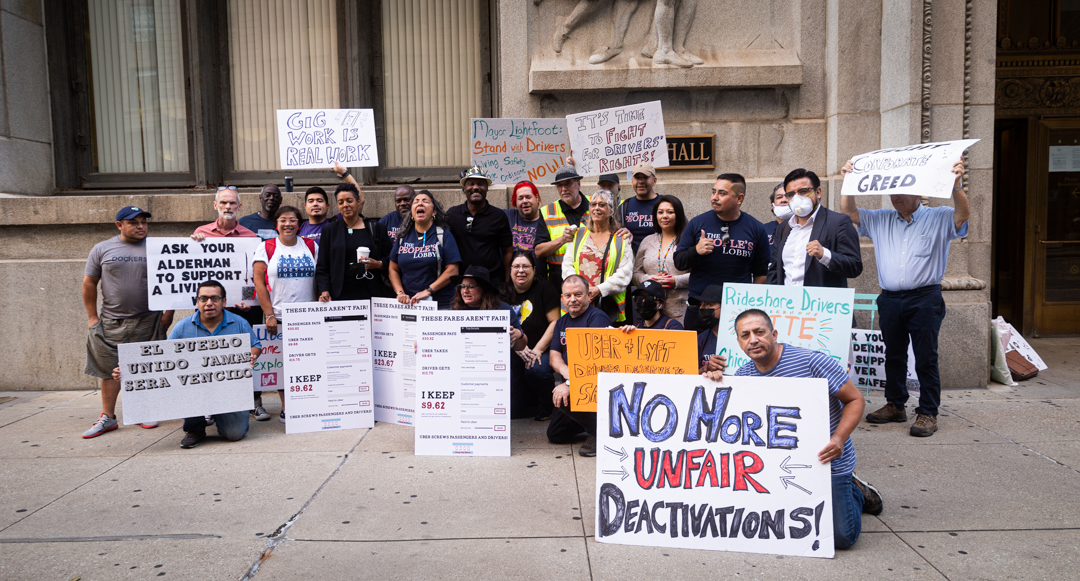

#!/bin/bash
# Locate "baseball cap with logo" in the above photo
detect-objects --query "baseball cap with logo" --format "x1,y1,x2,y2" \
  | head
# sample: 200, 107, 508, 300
115, 206, 152, 221
633, 279, 668, 300
632, 162, 656, 178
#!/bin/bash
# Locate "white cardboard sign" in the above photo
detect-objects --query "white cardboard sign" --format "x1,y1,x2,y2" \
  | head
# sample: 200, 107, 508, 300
595, 373, 835, 558
281, 300, 375, 434
276, 109, 379, 170
146, 237, 260, 310
469, 118, 570, 184
566, 101, 669, 177
371, 298, 437, 425
252, 325, 283, 392
840, 139, 980, 199
118, 335, 254, 425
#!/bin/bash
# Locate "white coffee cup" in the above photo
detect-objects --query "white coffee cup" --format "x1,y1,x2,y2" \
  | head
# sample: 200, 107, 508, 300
356, 246, 370, 261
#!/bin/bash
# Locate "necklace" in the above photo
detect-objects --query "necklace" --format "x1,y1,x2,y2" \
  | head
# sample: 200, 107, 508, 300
657, 233, 676, 274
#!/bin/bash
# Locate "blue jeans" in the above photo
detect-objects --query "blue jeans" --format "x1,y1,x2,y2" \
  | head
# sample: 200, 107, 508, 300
832, 472, 863, 550
523, 352, 554, 417
182, 411, 249, 441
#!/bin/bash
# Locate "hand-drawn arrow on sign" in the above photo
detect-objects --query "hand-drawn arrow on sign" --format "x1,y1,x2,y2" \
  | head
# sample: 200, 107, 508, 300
602, 467, 630, 481
603, 445, 628, 462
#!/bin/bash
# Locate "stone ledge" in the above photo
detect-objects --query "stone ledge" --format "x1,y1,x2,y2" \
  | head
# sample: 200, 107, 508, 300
529, 51, 803, 92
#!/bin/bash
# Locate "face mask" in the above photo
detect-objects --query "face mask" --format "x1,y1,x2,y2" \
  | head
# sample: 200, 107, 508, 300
789, 194, 815, 218
635, 297, 659, 320
697, 305, 717, 326
772, 204, 793, 220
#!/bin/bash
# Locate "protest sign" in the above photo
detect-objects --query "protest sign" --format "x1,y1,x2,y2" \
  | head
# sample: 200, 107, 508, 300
282, 300, 375, 434
371, 298, 437, 425
566, 327, 698, 413
117, 335, 254, 425
276, 109, 378, 170
470, 118, 570, 184
414, 311, 512, 456
596, 373, 835, 558
565, 101, 669, 177
716, 284, 854, 373
1003, 325, 1048, 371
146, 237, 260, 310
840, 139, 980, 199
848, 329, 919, 391
252, 325, 283, 392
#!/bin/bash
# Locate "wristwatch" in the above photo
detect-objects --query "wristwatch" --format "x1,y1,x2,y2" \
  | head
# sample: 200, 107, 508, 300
338, 169, 350, 179
425, 286, 435, 294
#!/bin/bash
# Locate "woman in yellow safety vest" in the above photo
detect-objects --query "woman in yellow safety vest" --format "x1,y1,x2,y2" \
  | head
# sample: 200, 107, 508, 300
561, 190, 632, 323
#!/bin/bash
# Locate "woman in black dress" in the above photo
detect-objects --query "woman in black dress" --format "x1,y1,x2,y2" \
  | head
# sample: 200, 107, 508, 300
315, 183, 393, 301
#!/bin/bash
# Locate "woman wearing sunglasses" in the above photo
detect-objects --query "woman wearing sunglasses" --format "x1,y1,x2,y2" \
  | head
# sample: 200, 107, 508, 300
561, 189, 633, 324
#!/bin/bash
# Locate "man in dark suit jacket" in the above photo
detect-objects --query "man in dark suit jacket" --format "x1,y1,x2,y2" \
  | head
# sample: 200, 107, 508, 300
768, 168, 862, 287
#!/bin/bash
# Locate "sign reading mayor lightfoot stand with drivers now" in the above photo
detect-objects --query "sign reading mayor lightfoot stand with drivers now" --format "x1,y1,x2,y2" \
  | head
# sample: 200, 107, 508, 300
840, 138, 979, 199
595, 373, 835, 558
276, 109, 379, 170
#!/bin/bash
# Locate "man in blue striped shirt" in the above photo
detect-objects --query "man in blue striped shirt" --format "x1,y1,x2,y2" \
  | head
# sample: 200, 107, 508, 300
839, 158, 969, 437
731, 308, 882, 550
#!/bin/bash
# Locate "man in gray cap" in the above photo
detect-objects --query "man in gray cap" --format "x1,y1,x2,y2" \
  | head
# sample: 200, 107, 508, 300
81, 206, 173, 437
618, 161, 662, 255
535, 165, 590, 286
447, 165, 514, 281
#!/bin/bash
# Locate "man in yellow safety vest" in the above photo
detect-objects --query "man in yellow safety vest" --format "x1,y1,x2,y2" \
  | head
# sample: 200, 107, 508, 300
534, 166, 590, 287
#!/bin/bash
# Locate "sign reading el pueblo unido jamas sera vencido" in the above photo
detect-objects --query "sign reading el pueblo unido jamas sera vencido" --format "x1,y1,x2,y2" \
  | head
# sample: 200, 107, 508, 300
595, 373, 836, 558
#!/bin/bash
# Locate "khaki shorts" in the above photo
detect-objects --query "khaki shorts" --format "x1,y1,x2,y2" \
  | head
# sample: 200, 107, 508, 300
84, 313, 165, 379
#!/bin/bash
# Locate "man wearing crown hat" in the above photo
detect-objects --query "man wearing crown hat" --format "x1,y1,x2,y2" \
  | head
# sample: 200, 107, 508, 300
446, 165, 515, 282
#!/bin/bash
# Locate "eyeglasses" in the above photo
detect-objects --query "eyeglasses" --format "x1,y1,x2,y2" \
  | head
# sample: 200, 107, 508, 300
466, 216, 475, 233
196, 295, 224, 304
217, 186, 237, 191
783, 187, 816, 199
457, 284, 480, 291
511, 264, 533, 271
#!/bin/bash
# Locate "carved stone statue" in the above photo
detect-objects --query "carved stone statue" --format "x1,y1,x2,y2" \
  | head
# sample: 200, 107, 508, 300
642, 0, 703, 68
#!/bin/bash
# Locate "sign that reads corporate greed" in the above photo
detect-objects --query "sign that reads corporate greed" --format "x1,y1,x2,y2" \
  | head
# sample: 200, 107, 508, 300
117, 335, 255, 426
595, 373, 835, 558
146, 237, 260, 310
470, 118, 570, 184
716, 284, 854, 373
566, 101, 669, 177
276, 109, 379, 170
840, 138, 979, 199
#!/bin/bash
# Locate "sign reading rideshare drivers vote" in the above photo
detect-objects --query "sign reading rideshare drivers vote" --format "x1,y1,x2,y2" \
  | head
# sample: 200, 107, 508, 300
841, 138, 979, 199
716, 284, 855, 373
470, 118, 570, 184
276, 109, 379, 170
596, 373, 835, 558
146, 237, 260, 310
566, 101, 669, 177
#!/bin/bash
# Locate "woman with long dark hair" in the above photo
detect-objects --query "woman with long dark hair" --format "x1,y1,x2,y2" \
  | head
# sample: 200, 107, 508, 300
389, 190, 461, 309
632, 194, 690, 323
503, 250, 561, 421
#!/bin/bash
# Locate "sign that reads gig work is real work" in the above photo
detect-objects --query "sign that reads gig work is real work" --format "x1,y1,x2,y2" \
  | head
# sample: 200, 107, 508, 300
470, 118, 570, 185
566, 101, 669, 177
276, 109, 379, 170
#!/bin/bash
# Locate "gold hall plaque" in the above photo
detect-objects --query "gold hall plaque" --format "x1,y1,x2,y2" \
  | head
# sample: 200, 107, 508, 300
662, 135, 714, 169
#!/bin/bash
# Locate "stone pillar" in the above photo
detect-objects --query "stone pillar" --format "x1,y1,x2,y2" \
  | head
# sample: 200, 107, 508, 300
0, 2, 53, 195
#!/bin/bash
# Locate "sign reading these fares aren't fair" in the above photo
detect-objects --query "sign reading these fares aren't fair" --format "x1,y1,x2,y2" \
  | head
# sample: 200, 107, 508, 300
595, 373, 835, 558
716, 284, 854, 373
276, 109, 379, 170
146, 237, 260, 310
566, 101, 669, 177
840, 139, 979, 199
470, 118, 570, 185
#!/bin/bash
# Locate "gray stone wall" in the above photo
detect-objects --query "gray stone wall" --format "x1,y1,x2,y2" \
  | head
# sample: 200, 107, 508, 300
0, 0, 53, 195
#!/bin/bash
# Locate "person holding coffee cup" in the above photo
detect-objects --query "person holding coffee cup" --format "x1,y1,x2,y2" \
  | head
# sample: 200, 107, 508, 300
314, 182, 394, 302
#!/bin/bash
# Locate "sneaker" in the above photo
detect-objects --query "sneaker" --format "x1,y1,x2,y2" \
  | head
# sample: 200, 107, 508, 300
253, 405, 271, 421
866, 402, 907, 424
910, 413, 938, 437
204, 416, 215, 426
579, 435, 597, 457
180, 432, 204, 449
279, 411, 286, 423
139, 422, 158, 429
534, 411, 551, 422
851, 473, 884, 515
82, 413, 118, 438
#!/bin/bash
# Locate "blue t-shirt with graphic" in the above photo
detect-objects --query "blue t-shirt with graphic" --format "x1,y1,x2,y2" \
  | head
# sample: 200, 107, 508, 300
390, 227, 462, 306
675, 211, 770, 300
379, 211, 403, 242
619, 195, 660, 254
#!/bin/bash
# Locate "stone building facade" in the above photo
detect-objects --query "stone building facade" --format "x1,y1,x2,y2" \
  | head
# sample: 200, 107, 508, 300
0, 0, 996, 390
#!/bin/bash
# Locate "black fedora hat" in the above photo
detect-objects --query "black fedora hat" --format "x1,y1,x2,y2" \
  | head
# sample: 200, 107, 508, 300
452, 265, 499, 295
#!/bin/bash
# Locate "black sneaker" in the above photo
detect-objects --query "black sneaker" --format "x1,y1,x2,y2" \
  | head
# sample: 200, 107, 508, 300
852, 473, 883, 515
579, 435, 596, 457
180, 432, 204, 449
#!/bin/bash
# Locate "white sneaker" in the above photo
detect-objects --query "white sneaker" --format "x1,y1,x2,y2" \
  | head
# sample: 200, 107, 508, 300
253, 405, 271, 421
82, 413, 118, 438
279, 410, 286, 423
139, 422, 158, 429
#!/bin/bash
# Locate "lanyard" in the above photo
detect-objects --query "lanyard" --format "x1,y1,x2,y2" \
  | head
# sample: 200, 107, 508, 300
657, 235, 676, 274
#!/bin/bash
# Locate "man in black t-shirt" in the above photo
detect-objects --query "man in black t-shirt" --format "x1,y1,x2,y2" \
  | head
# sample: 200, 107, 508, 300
447, 166, 514, 282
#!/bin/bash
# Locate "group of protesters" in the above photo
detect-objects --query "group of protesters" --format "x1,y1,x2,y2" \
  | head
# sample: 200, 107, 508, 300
82, 153, 970, 551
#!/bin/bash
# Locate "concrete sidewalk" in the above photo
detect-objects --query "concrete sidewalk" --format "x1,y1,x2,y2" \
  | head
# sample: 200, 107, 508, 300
1, 338, 1078, 580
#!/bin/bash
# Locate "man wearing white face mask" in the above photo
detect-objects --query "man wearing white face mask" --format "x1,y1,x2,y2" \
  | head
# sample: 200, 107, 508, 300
767, 168, 862, 287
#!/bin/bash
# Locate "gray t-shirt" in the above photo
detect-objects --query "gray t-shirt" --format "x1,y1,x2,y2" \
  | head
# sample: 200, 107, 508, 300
84, 235, 154, 319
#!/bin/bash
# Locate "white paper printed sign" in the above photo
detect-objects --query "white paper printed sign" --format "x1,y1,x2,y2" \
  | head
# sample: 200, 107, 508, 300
252, 325, 283, 392
1004, 325, 1048, 371
848, 329, 919, 391
469, 118, 570, 184
414, 311, 512, 456
118, 335, 254, 425
371, 298, 437, 425
281, 301, 375, 434
716, 284, 855, 373
840, 139, 980, 199
276, 109, 379, 170
565, 101, 669, 177
595, 373, 835, 558
146, 237, 260, 310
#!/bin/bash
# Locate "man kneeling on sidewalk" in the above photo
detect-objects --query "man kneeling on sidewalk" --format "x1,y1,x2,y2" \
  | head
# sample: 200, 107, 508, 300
728, 308, 883, 549
168, 281, 261, 449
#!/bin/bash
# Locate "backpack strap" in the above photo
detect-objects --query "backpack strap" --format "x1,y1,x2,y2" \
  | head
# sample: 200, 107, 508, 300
262, 238, 278, 295
302, 237, 316, 256
434, 226, 445, 273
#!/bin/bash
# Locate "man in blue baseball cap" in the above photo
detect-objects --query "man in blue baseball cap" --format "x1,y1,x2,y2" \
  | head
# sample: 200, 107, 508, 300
81, 206, 173, 438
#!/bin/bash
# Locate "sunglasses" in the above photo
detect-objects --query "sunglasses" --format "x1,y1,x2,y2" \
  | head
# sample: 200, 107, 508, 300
466, 216, 475, 233
782, 187, 816, 199
217, 186, 237, 191
721, 224, 730, 244
457, 283, 480, 291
